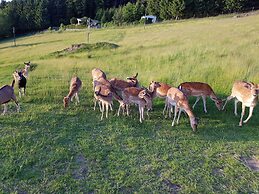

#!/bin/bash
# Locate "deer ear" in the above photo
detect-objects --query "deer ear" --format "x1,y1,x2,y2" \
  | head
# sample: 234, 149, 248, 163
135, 73, 138, 78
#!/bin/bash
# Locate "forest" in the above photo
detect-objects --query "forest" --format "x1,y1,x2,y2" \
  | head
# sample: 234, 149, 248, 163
0, 0, 258, 38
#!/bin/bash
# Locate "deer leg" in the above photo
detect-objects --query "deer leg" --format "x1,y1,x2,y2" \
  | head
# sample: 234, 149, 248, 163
100, 102, 104, 120
192, 97, 200, 110
176, 108, 182, 125
202, 96, 207, 113
139, 105, 142, 123
12, 96, 20, 113
19, 88, 22, 98
75, 93, 79, 104
243, 106, 254, 123
163, 98, 168, 116
117, 105, 121, 116
172, 105, 178, 126
222, 95, 234, 110
234, 99, 239, 116
239, 104, 246, 126
126, 104, 129, 116
146, 109, 150, 119
168, 104, 172, 118
93, 98, 97, 110
1, 104, 7, 115
141, 107, 145, 121
105, 103, 109, 118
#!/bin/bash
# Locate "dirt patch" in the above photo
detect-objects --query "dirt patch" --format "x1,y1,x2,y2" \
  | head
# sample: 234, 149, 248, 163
72, 154, 88, 180
162, 179, 181, 193
52, 42, 119, 57
240, 156, 259, 172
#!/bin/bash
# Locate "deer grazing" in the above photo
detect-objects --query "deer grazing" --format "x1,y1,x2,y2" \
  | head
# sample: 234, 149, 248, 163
166, 87, 198, 131
222, 81, 259, 126
63, 76, 82, 108
13, 70, 27, 98
22, 61, 31, 78
0, 80, 20, 115
120, 87, 152, 123
178, 82, 223, 113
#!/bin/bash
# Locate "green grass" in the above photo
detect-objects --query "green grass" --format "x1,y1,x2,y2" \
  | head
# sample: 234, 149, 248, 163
0, 14, 259, 193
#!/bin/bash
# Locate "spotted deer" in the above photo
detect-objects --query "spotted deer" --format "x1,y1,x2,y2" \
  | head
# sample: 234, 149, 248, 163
166, 87, 198, 131
178, 82, 223, 113
63, 76, 82, 108
222, 81, 259, 126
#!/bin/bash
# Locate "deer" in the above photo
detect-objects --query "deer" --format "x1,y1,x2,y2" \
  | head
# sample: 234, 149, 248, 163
150, 81, 172, 116
109, 73, 139, 92
166, 87, 198, 132
91, 68, 107, 81
13, 70, 27, 98
119, 87, 152, 123
222, 81, 259, 126
63, 76, 82, 108
91, 68, 124, 111
118, 81, 160, 118
0, 80, 20, 115
94, 83, 113, 120
178, 82, 223, 113
22, 61, 31, 78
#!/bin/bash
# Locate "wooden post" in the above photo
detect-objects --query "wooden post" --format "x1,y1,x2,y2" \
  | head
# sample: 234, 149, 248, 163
13, 27, 16, 47
87, 32, 90, 43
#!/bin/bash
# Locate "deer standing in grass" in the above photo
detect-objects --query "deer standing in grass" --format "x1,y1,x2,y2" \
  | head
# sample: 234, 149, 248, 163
94, 83, 113, 120
13, 70, 27, 98
166, 87, 198, 131
22, 61, 31, 78
118, 81, 160, 120
63, 76, 82, 108
178, 82, 223, 113
222, 81, 259, 126
91, 68, 124, 112
151, 81, 172, 116
0, 80, 20, 115
120, 87, 152, 123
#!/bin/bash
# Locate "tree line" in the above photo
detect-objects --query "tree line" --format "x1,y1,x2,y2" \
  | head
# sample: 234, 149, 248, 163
0, 0, 258, 38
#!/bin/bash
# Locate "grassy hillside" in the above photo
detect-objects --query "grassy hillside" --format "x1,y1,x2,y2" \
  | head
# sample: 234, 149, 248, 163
0, 14, 259, 193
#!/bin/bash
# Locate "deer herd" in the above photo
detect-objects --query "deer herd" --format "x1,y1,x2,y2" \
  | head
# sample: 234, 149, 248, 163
1, 64, 258, 132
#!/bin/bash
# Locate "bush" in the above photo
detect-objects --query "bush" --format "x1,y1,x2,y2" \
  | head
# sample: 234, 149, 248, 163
70, 17, 77, 25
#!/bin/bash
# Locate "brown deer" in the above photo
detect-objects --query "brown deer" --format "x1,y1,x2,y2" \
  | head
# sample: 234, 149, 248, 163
222, 81, 259, 126
178, 82, 223, 113
63, 76, 82, 108
91, 68, 124, 110
120, 87, 152, 123
166, 87, 198, 131
150, 81, 172, 116
109, 73, 139, 92
0, 80, 20, 115
94, 84, 114, 120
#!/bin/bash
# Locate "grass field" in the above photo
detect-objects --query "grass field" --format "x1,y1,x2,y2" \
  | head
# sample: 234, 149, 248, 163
0, 13, 259, 193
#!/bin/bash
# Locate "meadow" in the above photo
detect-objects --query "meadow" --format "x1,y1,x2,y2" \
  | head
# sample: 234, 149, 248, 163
0, 13, 259, 193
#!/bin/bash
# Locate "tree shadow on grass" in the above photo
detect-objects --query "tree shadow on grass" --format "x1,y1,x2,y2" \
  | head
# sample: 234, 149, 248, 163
0, 40, 62, 50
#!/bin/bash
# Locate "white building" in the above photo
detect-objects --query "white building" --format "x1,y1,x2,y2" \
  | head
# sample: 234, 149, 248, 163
141, 15, 157, 23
